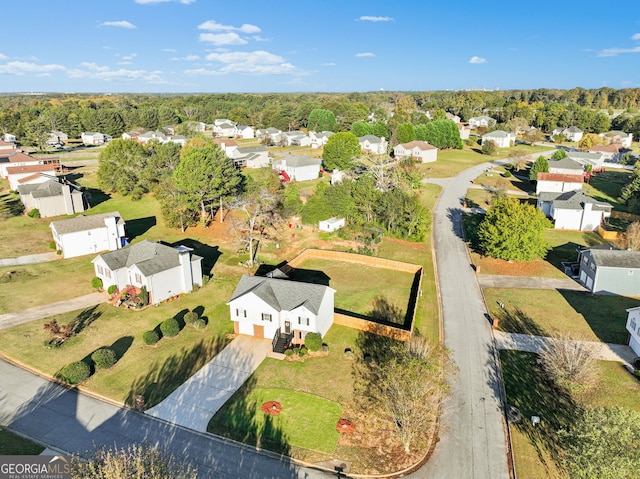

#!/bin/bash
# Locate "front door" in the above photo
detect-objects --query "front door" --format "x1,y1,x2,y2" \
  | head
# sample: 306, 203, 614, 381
284, 321, 291, 334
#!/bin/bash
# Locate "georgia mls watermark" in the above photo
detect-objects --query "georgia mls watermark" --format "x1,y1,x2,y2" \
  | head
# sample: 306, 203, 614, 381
0, 455, 71, 479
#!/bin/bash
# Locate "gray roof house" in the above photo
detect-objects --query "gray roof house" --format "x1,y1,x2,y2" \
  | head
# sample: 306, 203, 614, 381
548, 157, 584, 175
272, 154, 322, 182
18, 179, 88, 218
50, 211, 126, 258
92, 240, 203, 304
231, 145, 269, 168
227, 275, 335, 350
577, 247, 640, 295
566, 151, 605, 169
537, 191, 611, 231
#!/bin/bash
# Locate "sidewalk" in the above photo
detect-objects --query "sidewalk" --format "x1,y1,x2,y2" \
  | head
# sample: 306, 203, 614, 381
494, 331, 636, 365
0, 252, 60, 267
478, 274, 587, 291
0, 292, 107, 330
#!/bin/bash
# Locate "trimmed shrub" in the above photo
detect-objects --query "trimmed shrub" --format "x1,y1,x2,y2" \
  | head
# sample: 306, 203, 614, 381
139, 286, 149, 306
160, 318, 180, 338
184, 311, 199, 325
293, 347, 301, 355
143, 330, 160, 345
59, 361, 90, 384
91, 277, 103, 290
28, 208, 40, 218
107, 285, 117, 295
304, 332, 323, 352
284, 349, 294, 357
193, 318, 206, 330
56, 250, 62, 255
299, 347, 307, 358
49, 241, 56, 250
92, 348, 117, 370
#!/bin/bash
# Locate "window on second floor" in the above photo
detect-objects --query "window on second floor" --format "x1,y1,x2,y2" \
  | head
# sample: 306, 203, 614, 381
235, 308, 246, 318
262, 313, 272, 322
298, 316, 310, 326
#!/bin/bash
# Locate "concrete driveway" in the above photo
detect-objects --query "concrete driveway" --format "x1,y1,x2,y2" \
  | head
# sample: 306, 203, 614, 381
146, 335, 272, 431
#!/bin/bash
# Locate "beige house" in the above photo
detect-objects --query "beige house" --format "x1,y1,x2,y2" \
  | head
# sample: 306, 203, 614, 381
393, 141, 438, 163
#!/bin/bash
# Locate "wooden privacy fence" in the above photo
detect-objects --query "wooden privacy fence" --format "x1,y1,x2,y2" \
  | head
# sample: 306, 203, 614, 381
610, 211, 640, 222
289, 249, 422, 340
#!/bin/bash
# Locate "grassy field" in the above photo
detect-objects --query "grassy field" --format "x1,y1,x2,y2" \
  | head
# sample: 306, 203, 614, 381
0, 428, 44, 455
501, 350, 640, 479
583, 169, 632, 212
484, 288, 638, 343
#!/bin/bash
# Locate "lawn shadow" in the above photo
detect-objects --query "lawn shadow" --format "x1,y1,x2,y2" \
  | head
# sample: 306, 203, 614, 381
207, 375, 291, 456
496, 307, 547, 337
125, 336, 229, 409
0, 192, 25, 218
445, 207, 465, 241
73, 306, 102, 335
461, 212, 484, 252
126, 216, 157, 241
166, 239, 222, 277
557, 289, 636, 344
85, 187, 110, 208
257, 261, 332, 286
544, 241, 584, 272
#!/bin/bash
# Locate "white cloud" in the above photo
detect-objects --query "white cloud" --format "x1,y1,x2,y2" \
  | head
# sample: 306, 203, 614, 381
0, 53, 8, 60
631, 33, 640, 41
0, 61, 66, 75
186, 50, 296, 75
198, 20, 261, 34
100, 20, 137, 29
170, 54, 200, 61
162, 48, 177, 53
598, 46, 640, 57
252, 35, 269, 42
199, 32, 247, 46
358, 15, 393, 22
355, 52, 375, 57
322, 62, 336, 66
121, 53, 138, 61
67, 62, 164, 83
135, 0, 196, 4
469, 56, 487, 64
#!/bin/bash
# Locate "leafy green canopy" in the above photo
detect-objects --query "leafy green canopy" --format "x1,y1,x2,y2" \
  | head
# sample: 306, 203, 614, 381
322, 132, 361, 170
478, 197, 551, 261
307, 108, 336, 132
529, 156, 550, 181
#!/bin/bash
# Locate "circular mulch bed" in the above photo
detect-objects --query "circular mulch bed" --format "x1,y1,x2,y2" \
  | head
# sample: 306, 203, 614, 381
336, 418, 355, 433
261, 401, 282, 416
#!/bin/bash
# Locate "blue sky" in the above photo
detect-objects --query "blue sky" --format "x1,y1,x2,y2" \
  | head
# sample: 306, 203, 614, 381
2, 0, 640, 93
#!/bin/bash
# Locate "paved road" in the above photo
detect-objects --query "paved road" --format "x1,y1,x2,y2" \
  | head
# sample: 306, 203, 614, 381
494, 331, 637, 365
0, 293, 107, 330
147, 336, 272, 431
0, 359, 331, 479
477, 274, 587, 291
421, 160, 511, 479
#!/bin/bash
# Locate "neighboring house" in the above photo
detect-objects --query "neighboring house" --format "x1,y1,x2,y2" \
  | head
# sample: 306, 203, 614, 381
231, 145, 269, 168
168, 134, 187, 146
81, 132, 106, 146
393, 141, 438, 163
227, 274, 336, 348
121, 130, 144, 141
18, 178, 88, 217
446, 112, 461, 123
92, 240, 203, 304
589, 144, 625, 161
548, 157, 584, 176
234, 125, 255, 139
3, 134, 16, 143
214, 119, 235, 126
319, 217, 345, 232
537, 190, 611, 231
481, 130, 515, 148
187, 121, 206, 133
7, 164, 58, 190
330, 169, 346, 185
566, 151, 605, 170
552, 126, 583, 142
137, 130, 168, 144
281, 131, 311, 147
162, 126, 175, 136
536, 172, 584, 195
213, 138, 239, 158
577, 247, 640, 296
50, 211, 126, 258
46, 131, 68, 147
358, 135, 388, 155
272, 154, 322, 182
0, 140, 16, 152
458, 124, 471, 140
257, 127, 283, 145
213, 122, 237, 138
0, 150, 60, 178
600, 130, 633, 148
625, 307, 640, 356
309, 131, 333, 149
468, 116, 496, 128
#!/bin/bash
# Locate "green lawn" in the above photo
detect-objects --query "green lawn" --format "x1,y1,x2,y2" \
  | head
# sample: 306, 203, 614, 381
501, 350, 640, 479
543, 229, 606, 271
583, 169, 632, 212
0, 257, 96, 314
0, 428, 45, 455
0, 275, 237, 406
484, 288, 638, 343
208, 387, 342, 455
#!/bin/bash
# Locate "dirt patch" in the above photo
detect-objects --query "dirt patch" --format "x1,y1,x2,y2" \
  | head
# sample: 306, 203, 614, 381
336, 418, 355, 434
470, 251, 563, 278
261, 401, 282, 416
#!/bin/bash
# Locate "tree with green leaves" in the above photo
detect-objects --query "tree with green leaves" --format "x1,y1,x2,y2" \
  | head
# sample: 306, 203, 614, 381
155, 178, 198, 232
558, 406, 640, 479
307, 108, 336, 132
281, 182, 304, 218
621, 161, 640, 214
481, 140, 497, 155
350, 121, 372, 137
322, 132, 361, 170
551, 149, 568, 160
97, 139, 149, 199
173, 142, 244, 226
529, 155, 550, 181
396, 122, 417, 144
231, 187, 279, 265
423, 119, 463, 149
478, 197, 551, 261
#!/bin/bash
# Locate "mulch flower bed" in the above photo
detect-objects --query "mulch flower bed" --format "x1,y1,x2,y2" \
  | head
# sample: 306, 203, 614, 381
261, 401, 282, 416
336, 418, 355, 433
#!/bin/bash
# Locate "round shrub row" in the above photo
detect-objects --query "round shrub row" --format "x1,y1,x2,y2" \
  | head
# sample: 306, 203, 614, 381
91, 277, 103, 290
160, 317, 180, 338
193, 318, 206, 330
59, 361, 90, 385
183, 311, 199, 325
304, 332, 322, 352
143, 330, 160, 345
92, 348, 117, 370
107, 285, 117, 295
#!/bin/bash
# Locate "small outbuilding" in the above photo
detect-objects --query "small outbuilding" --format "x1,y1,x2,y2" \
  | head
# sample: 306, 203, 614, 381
319, 217, 345, 232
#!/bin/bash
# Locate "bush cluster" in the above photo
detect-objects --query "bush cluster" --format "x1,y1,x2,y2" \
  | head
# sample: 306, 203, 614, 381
193, 318, 206, 330
91, 277, 103, 290
304, 333, 322, 352
183, 311, 199, 325
59, 361, 90, 384
107, 285, 117, 295
92, 348, 117, 370
28, 208, 40, 218
143, 330, 160, 345
160, 317, 180, 338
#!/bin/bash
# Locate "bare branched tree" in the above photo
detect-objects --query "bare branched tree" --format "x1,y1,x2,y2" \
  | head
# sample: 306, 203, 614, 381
624, 221, 640, 251
537, 333, 597, 393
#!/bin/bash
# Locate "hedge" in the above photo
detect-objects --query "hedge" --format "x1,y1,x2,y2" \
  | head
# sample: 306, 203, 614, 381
160, 318, 180, 338
59, 361, 90, 384
92, 348, 117, 370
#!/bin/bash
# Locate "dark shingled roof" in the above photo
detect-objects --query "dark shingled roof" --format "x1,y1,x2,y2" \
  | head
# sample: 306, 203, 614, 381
50, 211, 124, 235
548, 157, 584, 171
552, 191, 611, 212
94, 240, 200, 277
587, 248, 640, 268
17, 179, 81, 198
228, 275, 332, 315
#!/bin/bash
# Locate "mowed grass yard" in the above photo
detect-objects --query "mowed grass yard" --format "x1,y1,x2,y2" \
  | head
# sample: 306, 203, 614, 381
484, 288, 638, 344
0, 274, 238, 407
501, 350, 640, 479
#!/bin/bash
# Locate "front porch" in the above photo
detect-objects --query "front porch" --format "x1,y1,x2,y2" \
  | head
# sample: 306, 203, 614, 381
272, 328, 294, 353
